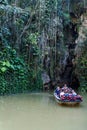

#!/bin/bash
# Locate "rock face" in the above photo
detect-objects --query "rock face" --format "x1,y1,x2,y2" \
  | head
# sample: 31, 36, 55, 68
59, 0, 86, 87
75, 14, 87, 56
42, 72, 51, 85
74, 13, 87, 90
41, 72, 51, 90
40, 0, 85, 88
39, 15, 63, 84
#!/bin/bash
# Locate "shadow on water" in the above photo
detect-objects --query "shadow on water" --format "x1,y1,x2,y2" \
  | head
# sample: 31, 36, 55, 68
57, 103, 84, 108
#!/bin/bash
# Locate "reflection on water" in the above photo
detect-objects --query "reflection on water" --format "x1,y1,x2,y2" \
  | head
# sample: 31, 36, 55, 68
0, 93, 87, 130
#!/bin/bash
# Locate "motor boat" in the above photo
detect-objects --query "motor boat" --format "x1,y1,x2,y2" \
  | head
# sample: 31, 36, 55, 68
54, 87, 83, 105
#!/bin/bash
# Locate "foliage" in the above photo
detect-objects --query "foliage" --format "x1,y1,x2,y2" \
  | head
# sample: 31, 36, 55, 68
76, 47, 87, 92
0, 46, 43, 95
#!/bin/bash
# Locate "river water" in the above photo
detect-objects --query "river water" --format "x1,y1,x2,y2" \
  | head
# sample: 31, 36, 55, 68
0, 93, 86, 130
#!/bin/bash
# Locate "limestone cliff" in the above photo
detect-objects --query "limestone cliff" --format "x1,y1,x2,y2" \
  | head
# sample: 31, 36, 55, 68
75, 13, 87, 56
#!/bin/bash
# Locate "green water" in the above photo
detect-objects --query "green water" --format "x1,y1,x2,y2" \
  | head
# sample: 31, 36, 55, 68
0, 93, 86, 130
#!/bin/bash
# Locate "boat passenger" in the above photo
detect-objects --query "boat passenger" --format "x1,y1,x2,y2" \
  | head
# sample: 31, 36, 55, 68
62, 84, 68, 90
55, 87, 60, 95
60, 91, 65, 98
72, 90, 77, 96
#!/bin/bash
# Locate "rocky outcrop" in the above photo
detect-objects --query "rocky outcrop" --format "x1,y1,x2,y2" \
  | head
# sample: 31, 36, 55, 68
59, 0, 86, 84
41, 71, 51, 90
75, 14, 87, 56
40, 0, 85, 88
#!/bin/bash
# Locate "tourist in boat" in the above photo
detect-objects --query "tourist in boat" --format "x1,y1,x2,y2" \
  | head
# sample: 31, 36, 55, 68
64, 84, 68, 88
60, 90, 65, 98
62, 84, 68, 91
55, 87, 60, 96
72, 90, 77, 96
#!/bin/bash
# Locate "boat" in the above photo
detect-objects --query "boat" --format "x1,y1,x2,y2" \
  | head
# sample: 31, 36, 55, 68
54, 92, 82, 105
54, 87, 83, 106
